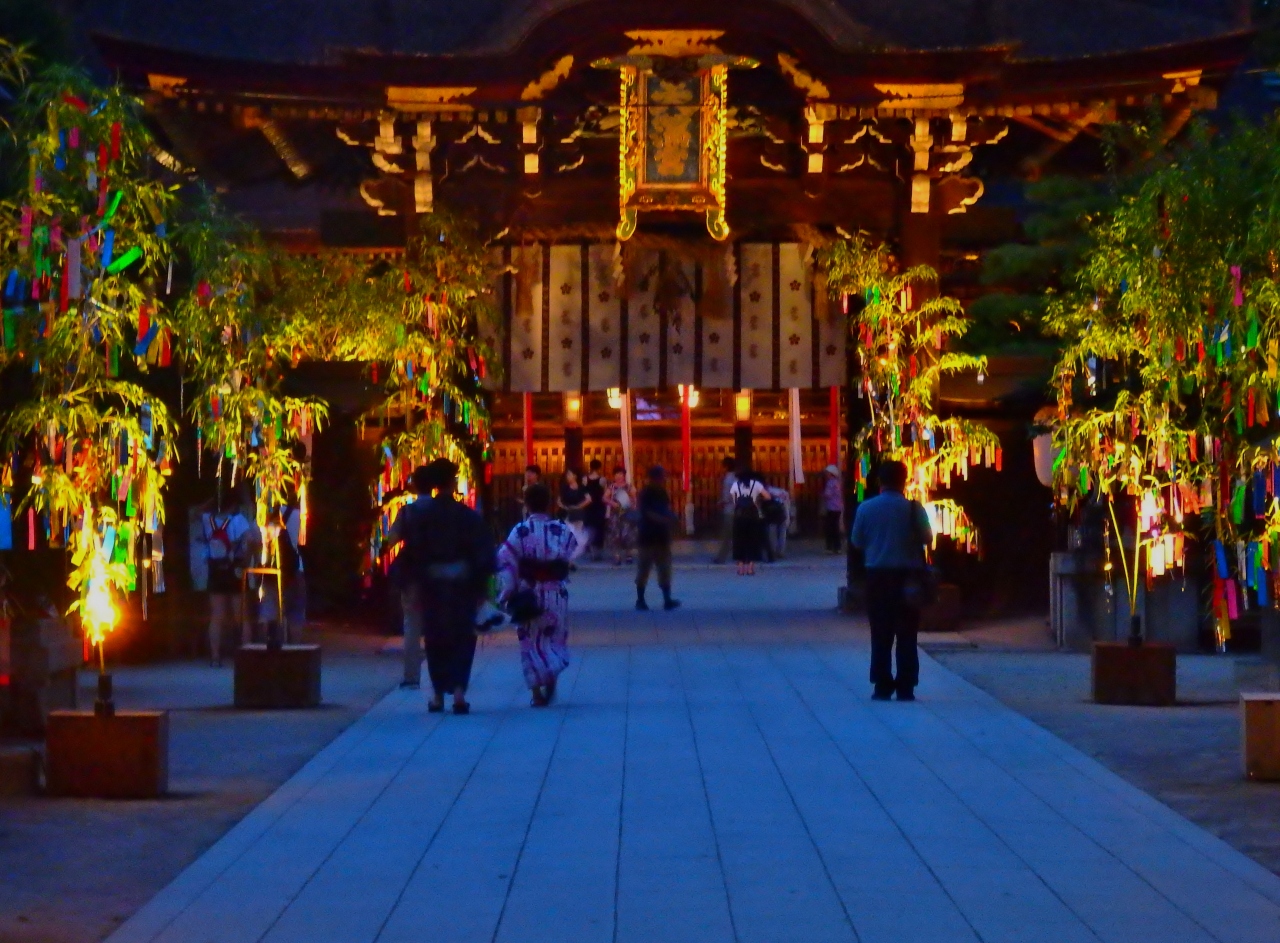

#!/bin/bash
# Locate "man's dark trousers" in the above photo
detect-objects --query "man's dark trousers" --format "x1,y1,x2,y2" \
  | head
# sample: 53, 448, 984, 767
865, 568, 920, 695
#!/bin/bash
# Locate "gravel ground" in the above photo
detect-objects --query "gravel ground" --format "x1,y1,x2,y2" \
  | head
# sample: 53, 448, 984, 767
933, 637, 1280, 877
0, 628, 400, 943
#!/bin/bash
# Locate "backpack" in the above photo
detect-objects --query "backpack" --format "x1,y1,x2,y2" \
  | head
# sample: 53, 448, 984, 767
733, 484, 760, 520
207, 515, 234, 561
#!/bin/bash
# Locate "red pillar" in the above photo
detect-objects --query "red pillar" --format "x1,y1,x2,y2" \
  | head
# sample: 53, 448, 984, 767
828, 385, 840, 466
522, 392, 535, 470
680, 387, 693, 491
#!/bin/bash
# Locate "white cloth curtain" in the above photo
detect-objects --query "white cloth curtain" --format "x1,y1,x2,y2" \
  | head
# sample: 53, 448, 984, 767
788, 387, 805, 487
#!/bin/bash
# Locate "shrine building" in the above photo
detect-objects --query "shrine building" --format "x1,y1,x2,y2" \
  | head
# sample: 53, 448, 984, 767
81, 0, 1250, 539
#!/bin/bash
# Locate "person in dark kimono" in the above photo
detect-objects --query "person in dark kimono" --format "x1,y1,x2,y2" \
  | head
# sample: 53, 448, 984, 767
404, 458, 496, 715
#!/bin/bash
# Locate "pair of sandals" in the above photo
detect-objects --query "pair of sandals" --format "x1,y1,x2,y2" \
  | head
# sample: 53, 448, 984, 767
530, 679, 557, 708
428, 697, 470, 714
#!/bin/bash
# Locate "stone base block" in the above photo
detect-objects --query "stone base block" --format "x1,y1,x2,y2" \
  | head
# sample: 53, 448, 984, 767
0, 746, 39, 796
46, 710, 169, 798
1243, 695, 1280, 781
921, 583, 963, 632
1092, 642, 1176, 706
234, 644, 321, 709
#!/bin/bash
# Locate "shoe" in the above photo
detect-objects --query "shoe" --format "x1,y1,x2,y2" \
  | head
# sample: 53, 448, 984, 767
544, 679, 557, 703
896, 690, 916, 702
872, 687, 894, 701
427, 698, 444, 713
663, 598, 681, 611
399, 680, 421, 690
636, 598, 650, 611
452, 701, 471, 715
531, 688, 550, 707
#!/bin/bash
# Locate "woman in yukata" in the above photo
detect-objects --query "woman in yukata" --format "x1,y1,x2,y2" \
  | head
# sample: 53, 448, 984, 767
496, 483, 579, 707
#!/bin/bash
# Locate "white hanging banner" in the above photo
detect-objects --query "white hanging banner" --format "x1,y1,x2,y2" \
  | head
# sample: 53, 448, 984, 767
588, 244, 622, 391
816, 278, 846, 388
788, 387, 805, 486
508, 244, 543, 392
480, 246, 505, 391
779, 243, 813, 388
739, 243, 774, 390
547, 245, 583, 392
628, 250, 660, 389
666, 257, 697, 387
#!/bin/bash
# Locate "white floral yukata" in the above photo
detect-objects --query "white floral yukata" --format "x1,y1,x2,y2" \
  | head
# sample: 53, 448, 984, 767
497, 513, 578, 688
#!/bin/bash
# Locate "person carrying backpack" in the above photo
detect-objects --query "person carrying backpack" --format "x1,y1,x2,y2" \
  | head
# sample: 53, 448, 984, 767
201, 500, 252, 666
729, 467, 767, 576
256, 508, 304, 647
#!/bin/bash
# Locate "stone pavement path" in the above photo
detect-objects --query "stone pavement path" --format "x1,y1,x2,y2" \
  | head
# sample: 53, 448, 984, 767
107, 565, 1280, 943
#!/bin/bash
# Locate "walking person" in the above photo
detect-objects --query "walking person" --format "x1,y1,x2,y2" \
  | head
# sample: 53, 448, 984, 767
200, 498, 253, 666
713, 457, 737, 564
850, 459, 932, 701
383, 466, 434, 689
730, 466, 767, 576
520, 464, 541, 519
822, 464, 845, 554
558, 468, 591, 558
583, 459, 608, 561
497, 483, 578, 707
404, 458, 495, 714
763, 482, 791, 561
634, 465, 681, 611
604, 466, 637, 565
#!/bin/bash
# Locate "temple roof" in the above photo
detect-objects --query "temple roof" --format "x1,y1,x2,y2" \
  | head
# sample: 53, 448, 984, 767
74, 0, 1241, 64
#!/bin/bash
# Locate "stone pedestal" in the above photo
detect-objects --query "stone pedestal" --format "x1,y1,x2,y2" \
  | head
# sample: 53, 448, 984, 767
0, 746, 39, 796
45, 710, 169, 798
1242, 695, 1280, 781
1091, 642, 1177, 706
234, 644, 321, 709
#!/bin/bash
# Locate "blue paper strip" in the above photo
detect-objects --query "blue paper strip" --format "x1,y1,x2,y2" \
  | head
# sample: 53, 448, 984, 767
1215, 540, 1229, 579
132, 323, 159, 357
0, 493, 12, 551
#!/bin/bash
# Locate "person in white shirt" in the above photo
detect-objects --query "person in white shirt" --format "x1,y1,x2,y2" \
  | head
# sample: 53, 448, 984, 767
200, 500, 252, 666
729, 467, 767, 576
712, 457, 737, 564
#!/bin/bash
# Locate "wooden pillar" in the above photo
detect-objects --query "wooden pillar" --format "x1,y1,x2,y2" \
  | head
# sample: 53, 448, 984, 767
522, 392, 535, 470
828, 385, 840, 466
734, 424, 753, 470
564, 427, 584, 473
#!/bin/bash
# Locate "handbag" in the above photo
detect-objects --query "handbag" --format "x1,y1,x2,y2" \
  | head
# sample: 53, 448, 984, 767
902, 500, 939, 611
505, 589, 544, 624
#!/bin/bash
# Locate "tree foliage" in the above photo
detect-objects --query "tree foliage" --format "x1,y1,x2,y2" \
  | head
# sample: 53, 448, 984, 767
1046, 119, 1280, 640
819, 235, 999, 552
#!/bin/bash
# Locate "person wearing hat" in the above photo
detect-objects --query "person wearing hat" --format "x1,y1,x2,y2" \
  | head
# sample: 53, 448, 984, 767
822, 463, 845, 555
401, 457, 495, 714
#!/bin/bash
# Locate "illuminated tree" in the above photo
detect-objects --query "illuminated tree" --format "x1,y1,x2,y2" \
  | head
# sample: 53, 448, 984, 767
0, 67, 178, 679
1045, 119, 1280, 645
820, 235, 999, 553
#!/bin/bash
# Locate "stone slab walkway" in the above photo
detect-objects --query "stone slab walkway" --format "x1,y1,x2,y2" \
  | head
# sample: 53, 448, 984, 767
107, 567, 1280, 943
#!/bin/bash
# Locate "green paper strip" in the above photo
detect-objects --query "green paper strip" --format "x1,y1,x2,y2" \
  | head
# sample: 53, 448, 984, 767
102, 190, 123, 222
1078, 466, 1090, 494
1232, 482, 1246, 525
106, 246, 142, 275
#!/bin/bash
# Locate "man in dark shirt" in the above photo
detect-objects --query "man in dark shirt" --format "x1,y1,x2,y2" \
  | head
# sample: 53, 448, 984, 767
583, 459, 607, 561
407, 458, 496, 713
635, 465, 681, 611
